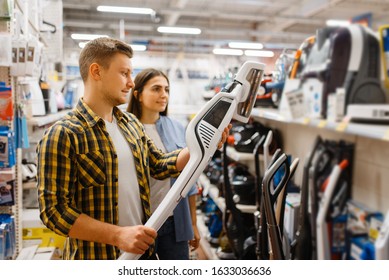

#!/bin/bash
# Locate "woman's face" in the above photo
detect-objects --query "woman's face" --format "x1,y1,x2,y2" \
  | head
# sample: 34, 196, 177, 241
138, 75, 169, 114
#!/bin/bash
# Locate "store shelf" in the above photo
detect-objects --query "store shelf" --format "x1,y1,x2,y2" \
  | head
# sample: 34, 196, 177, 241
198, 173, 257, 214
199, 174, 225, 212
23, 181, 36, 190
197, 212, 219, 260
226, 146, 257, 161
27, 110, 71, 127
251, 107, 389, 142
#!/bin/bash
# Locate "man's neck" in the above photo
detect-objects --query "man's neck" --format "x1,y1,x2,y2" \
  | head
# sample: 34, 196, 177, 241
83, 94, 114, 122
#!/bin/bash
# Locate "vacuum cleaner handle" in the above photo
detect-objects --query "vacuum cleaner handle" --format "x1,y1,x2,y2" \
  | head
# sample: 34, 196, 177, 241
253, 134, 266, 209
263, 130, 273, 170
118, 61, 266, 260
276, 158, 300, 236
262, 153, 290, 260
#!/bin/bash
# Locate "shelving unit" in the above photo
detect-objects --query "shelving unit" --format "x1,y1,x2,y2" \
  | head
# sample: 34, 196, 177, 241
251, 107, 389, 142
196, 212, 219, 260
0, 17, 22, 260
199, 172, 257, 214
27, 109, 71, 127
251, 106, 389, 213
1, 0, 65, 260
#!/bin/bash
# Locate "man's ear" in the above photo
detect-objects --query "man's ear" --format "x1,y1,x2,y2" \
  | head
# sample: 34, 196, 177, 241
89, 63, 101, 81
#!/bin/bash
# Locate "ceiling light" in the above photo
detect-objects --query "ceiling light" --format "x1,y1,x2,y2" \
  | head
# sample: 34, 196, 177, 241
157, 26, 201, 35
326, 19, 350, 27
71, 33, 108, 40
79, 42, 88, 49
213, 48, 243, 56
130, 44, 147, 51
228, 42, 263, 49
97, 5, 155, 15
244, 50, 274, 57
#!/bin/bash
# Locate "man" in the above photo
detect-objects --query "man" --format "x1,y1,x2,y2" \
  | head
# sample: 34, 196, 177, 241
36, 37, 230, 260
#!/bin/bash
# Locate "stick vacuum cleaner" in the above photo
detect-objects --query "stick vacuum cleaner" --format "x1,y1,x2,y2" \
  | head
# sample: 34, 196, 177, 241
119, 61, 266, 260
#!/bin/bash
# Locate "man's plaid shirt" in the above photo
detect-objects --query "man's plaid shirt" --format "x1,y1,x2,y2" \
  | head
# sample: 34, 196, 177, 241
37, 99, 181, 259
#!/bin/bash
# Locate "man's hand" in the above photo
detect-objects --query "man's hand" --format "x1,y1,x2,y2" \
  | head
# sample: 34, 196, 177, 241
115, 225, 157, 255
217, 124, 232, 149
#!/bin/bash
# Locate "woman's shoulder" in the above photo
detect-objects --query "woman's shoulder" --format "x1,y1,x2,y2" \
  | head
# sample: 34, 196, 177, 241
160, 116, 185, 129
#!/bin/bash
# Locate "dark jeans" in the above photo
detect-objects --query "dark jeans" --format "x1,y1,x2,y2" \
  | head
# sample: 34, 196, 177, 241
155, 216, 189, 260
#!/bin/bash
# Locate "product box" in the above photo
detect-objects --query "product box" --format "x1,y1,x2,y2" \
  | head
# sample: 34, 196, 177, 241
0, 82, 13, 121
284, 193, 300, 242
0, 127, 15, 168
350, 236, 375, 260
0, 214, 15, 260
22, 209, 66, 251
331, 214, 348, 256
347, 199, 383, 236
0, 170, 15, 206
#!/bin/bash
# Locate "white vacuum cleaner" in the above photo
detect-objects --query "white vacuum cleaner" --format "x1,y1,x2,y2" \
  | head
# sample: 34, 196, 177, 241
119, 61, 266, 260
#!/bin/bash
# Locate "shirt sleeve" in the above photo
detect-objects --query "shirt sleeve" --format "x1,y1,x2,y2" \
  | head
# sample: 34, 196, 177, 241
188, 184, 199, 196
36, 124, 81, 236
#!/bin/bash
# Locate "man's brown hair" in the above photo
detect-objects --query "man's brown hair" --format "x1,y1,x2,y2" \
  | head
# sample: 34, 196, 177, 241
79, 37, 133, 82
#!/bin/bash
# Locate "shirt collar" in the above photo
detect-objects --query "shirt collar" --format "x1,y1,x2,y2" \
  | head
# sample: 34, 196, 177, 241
75, 98, 130, 127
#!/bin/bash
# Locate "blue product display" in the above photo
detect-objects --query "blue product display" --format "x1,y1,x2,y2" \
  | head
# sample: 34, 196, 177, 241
331, 214, 348, 256
350, 236, 375, 260
0, 126, 15, 168
382, 27, 389, 77
0, 214, 15, 259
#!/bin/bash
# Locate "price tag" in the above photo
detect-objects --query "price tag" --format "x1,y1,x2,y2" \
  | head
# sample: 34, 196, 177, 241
336, 122, 348, 132
302, 117, 310, 125
285, 90, 305, 119
383, 129, 389, 141
317, 120, 327, 128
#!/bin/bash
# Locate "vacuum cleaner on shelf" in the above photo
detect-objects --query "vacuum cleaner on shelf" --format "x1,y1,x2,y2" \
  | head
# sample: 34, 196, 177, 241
316, 159, 349, 260
301, 24, 386, 119
118, 61, 266, 260
260, 150, 299, 259
292, 136, 323, 260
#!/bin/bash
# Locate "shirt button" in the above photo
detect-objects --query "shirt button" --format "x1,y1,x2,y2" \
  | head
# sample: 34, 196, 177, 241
114, 154, 117, 158
115, 177, 118, 182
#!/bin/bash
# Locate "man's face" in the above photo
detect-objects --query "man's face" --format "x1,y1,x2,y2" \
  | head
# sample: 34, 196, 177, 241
99, 53, 134, 106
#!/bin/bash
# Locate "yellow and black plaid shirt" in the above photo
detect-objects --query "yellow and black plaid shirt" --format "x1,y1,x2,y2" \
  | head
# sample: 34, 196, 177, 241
36, 99, 181, 260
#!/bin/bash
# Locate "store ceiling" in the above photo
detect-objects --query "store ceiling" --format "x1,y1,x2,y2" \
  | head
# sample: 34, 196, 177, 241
62, 0, 389, 54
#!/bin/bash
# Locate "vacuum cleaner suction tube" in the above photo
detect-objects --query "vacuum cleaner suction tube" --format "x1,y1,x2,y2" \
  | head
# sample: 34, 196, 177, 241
118, 61, 265, 260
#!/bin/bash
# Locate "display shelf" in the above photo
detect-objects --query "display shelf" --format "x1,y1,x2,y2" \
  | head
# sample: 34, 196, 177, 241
199, 174, 257, 214
197, 212, 219, 260
226, 146, 257, 161
23, 181, 36, 190
199, 174, 225, 212
251, 107, 389, 142
27, 110, 71, 127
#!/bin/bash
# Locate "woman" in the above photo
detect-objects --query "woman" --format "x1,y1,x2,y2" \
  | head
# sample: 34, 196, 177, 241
127, 68, 200, 260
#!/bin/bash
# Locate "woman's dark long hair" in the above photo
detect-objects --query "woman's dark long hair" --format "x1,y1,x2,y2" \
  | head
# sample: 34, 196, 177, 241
127, 68, 169, 119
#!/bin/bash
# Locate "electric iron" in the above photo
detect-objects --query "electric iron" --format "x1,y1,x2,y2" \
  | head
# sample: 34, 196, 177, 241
118, 61, 266, 260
